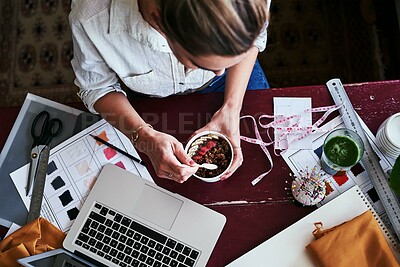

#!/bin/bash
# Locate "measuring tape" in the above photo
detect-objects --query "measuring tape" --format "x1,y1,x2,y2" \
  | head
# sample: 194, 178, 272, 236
27, 145, 50, 223
326, 78, 400, 240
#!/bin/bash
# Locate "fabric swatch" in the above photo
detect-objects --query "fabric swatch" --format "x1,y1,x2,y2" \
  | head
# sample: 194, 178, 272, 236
68, 146, 88, 161
95, 131, 109, 146
50, 176, 65, 190
314, 146, 323, 159
58, 190, 73, 207
115, 161, 126, 169
103, 147, 117, 160
350, 163, 365, 176
367, 187, 380, 203
67, 207, 79, 221
76, 160, 91, 176
83, 176, 96, 190
47, 160, 57, 175
333, 174, 349, 186
325, 181, 334, 196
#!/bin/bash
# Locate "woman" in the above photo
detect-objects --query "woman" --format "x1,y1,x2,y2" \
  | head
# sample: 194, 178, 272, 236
69, 0, 270, 183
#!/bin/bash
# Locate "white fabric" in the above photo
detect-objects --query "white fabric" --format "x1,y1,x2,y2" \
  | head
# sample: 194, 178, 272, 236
69, 0, 269, 113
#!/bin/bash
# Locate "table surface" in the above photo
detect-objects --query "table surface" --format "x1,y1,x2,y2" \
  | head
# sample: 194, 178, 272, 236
1, 80, 399, 266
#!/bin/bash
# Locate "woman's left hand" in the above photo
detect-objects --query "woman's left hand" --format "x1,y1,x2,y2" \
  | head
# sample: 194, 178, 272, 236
190, 104, 243, 180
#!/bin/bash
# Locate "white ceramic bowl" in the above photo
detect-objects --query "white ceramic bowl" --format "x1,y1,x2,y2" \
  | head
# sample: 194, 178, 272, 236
185, 131, 233, 182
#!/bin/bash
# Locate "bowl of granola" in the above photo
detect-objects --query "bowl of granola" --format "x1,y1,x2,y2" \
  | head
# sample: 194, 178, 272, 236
185, 131, 233, 182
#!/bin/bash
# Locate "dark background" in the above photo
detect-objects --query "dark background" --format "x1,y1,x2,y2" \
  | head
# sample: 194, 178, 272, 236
0, 0, 399, 107
259, 0, 400, 88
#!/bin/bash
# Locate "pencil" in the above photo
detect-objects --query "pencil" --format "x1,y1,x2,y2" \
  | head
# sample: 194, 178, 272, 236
89, 134, 146, 166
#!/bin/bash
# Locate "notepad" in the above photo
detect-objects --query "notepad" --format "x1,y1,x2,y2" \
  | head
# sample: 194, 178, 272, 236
273, 97, 312, 150
227, 186, 400, 266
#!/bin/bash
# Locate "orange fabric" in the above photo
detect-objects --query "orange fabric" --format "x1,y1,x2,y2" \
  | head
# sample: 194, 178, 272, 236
306, 210, 399, 267
0, 218, 65, 267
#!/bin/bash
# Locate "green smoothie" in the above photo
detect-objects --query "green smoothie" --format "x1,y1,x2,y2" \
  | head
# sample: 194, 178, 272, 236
324, 136, 360, 167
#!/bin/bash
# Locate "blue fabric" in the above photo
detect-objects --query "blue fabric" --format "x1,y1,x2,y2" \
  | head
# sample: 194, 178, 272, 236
198, 59, 269, 94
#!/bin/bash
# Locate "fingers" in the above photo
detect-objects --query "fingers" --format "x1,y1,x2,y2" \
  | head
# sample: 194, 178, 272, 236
161, 145, 243, 182
156, 161, 194, 183
148, 129, 244, 183
220, 146, 243, 181
160, 163, 198, 183
174, 143, 197, 167
161, 171, 182, 183
156, 143, 198, 183
143, 132, 199, 183
161, 172, 187, 183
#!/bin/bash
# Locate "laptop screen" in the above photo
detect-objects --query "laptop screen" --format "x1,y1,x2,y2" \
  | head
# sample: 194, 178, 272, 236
19, 249, 95, 267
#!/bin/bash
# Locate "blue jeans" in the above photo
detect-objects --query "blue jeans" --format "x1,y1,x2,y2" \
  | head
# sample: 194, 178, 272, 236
198, 59, 269, 94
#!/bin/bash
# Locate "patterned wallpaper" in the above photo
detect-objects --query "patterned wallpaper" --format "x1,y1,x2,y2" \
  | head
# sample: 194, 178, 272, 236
16, 0, 74, 88
0, 0, 78, 107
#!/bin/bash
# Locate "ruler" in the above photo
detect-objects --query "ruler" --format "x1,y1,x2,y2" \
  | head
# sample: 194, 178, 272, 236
326, 78, 400, 240
26, 145, 50, 223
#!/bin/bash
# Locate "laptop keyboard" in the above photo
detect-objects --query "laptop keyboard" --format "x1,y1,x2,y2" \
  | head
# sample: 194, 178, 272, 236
73, 202, 200, 267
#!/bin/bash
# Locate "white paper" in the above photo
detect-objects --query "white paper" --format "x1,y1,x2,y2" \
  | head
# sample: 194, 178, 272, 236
10, 119, 153, 232
273, 97, 312, 150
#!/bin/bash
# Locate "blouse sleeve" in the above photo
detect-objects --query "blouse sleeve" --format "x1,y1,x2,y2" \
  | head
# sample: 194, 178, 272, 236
253, 0, 271, 52
69, 12, 126, 114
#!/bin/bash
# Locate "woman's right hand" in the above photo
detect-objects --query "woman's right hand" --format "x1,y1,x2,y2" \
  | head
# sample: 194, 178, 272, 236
93, 92, 197, 182
134, 127, 198, 183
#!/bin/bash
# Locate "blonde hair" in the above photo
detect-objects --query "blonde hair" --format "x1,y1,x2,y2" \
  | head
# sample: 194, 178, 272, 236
156, 0, 268, 56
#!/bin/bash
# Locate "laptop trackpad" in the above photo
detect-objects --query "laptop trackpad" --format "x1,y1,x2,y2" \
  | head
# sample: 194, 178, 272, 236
132, 184, 183, 230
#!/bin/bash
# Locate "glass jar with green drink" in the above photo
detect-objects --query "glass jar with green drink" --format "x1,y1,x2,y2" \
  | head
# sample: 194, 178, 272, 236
321, 128, 364, 176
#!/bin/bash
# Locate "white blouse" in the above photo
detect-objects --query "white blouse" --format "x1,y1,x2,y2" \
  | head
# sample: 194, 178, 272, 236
69, 0, 269, 113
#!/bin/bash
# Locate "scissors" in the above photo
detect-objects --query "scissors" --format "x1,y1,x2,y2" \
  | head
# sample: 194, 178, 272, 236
26, 111, 62, 196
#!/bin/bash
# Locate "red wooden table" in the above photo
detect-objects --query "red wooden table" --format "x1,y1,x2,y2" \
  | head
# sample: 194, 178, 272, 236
1, 80, 399, 266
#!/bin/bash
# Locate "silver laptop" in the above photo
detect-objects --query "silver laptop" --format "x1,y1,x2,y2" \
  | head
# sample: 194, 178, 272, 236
62, 163, 226, 267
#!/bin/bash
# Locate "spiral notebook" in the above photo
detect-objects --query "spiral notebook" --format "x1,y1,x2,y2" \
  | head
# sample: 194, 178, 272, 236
227, 186, 400, 266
